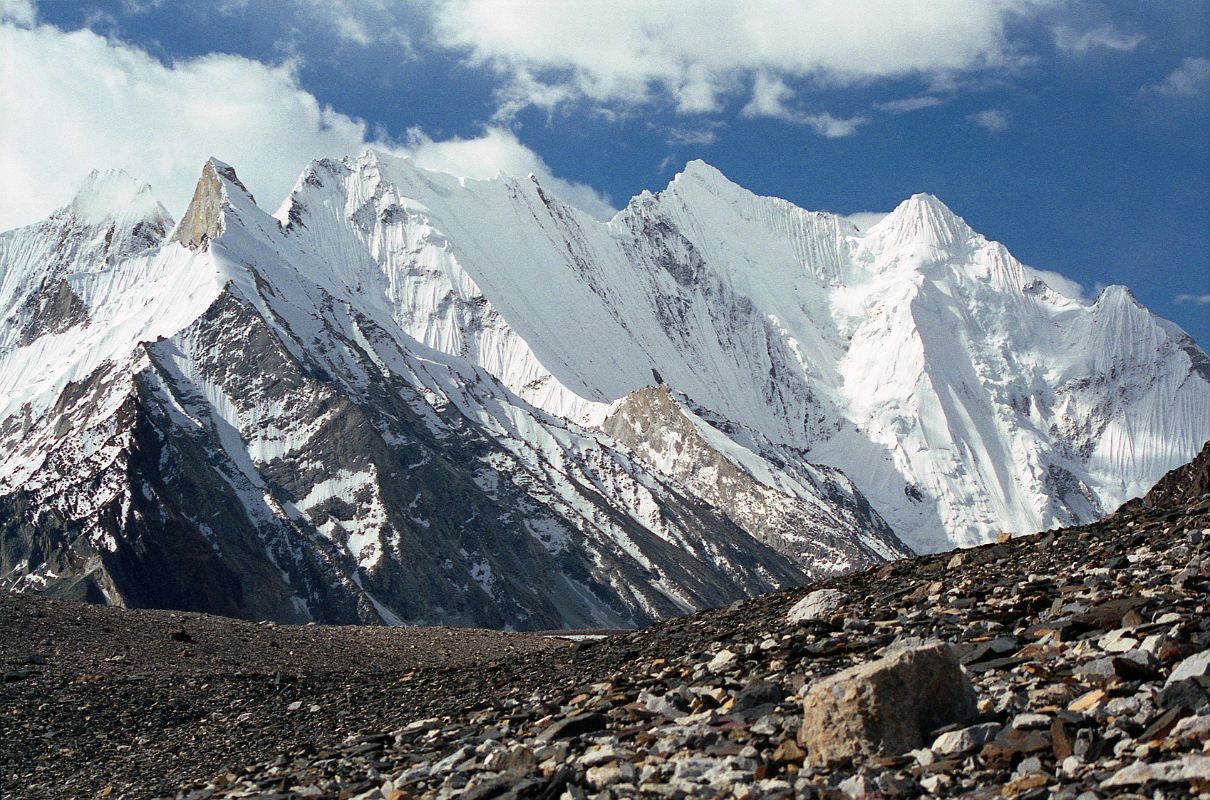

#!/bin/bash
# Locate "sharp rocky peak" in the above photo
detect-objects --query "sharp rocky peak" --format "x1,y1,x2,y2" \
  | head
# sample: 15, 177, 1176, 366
170, 158, 254, 249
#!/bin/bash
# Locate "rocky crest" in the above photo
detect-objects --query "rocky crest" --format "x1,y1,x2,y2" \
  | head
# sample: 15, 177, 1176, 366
170, 159, 250, 249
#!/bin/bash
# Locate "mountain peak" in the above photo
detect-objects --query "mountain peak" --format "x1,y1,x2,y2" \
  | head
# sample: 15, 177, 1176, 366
867, 192, 973, 250
204, 157, 254, 200
170, 158, 253, 249
666, 159, 739, 190
69, 168, 167, 228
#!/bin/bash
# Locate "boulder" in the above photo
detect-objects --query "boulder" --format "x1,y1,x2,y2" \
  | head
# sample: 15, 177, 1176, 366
797, 641, 978, 766
787, 589, 847, 624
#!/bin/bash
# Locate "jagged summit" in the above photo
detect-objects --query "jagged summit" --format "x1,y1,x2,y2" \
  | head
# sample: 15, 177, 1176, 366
169, 158, 254, 249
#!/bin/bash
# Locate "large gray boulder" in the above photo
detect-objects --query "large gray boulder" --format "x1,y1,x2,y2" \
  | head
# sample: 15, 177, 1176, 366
787, 588, 848, 624
798, 641, 978, 766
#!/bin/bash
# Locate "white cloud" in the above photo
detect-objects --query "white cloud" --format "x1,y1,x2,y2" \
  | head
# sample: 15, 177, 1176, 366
1028, 267, 1087, 302
741, 74, 866, 138
665, 127, 719, 147
430, 0, 1042, 118
802, 112, 868, 139
297, 0, 413, 49
0, 21, 611, 230
1175, 292, 1210, 305
741, 73, 797, 119
402, 127, 615, 219
968, 108, 1011, 132
875, 95, 944, 114
0, 0, 35, 25
1053, 24, 1143, 55
1146, 57, 1210, 98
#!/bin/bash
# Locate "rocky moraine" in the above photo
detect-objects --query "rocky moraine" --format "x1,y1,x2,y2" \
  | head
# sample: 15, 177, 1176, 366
3, 442, 1209, 799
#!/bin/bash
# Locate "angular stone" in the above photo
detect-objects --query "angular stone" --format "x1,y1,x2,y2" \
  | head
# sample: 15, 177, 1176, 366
770, 739, 805, 765
708, 650, 738, 673
1158, 677, 1210, 712
797, 641, 978, 766
1067, 689, 1107, 712
586, 762, 636, 788
732, 680, 782, 715
981, 728, 1051, 767
535, 713, 607, 743
1166, 649, 1210, 686
1171, 714, 1210, 741
931, 722, 1001, 755
1051, 717, 1079, 761
1102, 754, 1210, 787
787, 589, 847, 624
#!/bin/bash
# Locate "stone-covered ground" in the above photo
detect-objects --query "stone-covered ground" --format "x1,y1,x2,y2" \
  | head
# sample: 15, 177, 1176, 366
3, 448, 1209, 799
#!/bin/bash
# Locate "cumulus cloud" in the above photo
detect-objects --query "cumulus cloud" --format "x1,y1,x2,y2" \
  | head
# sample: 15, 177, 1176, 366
741, 74, 866, 138
1145, 57, 1210, 98
430, 0, 1039, 119
0, 20, 610, 230
968, 108, 1011, 132
1175, 292, 1210, 305
1052, 24, 1143, 56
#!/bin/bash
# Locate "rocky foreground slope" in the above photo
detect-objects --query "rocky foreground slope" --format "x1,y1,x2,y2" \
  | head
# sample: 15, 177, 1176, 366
3, 444, 1209, 799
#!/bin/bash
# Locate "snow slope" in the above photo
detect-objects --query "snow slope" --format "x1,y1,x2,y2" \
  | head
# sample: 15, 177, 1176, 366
275, 152, 1210, 552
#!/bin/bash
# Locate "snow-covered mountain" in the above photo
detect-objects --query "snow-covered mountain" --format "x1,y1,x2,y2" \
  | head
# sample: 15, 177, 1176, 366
273, 152, 1210, 552
1, 152, 1206, 626
0, 161, 906, 627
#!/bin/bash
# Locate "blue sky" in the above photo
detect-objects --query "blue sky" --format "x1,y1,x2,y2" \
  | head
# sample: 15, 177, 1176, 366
2, 0, 1207, 345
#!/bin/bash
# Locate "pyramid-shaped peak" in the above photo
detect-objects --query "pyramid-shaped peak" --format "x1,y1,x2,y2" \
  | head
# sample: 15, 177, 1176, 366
203, 158, 254, 202
671, 159, 734, 188
868, 191, 974, 249
1095, 284, 1145, 311
660, 160, 754, 206
170, 158, 252, 249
